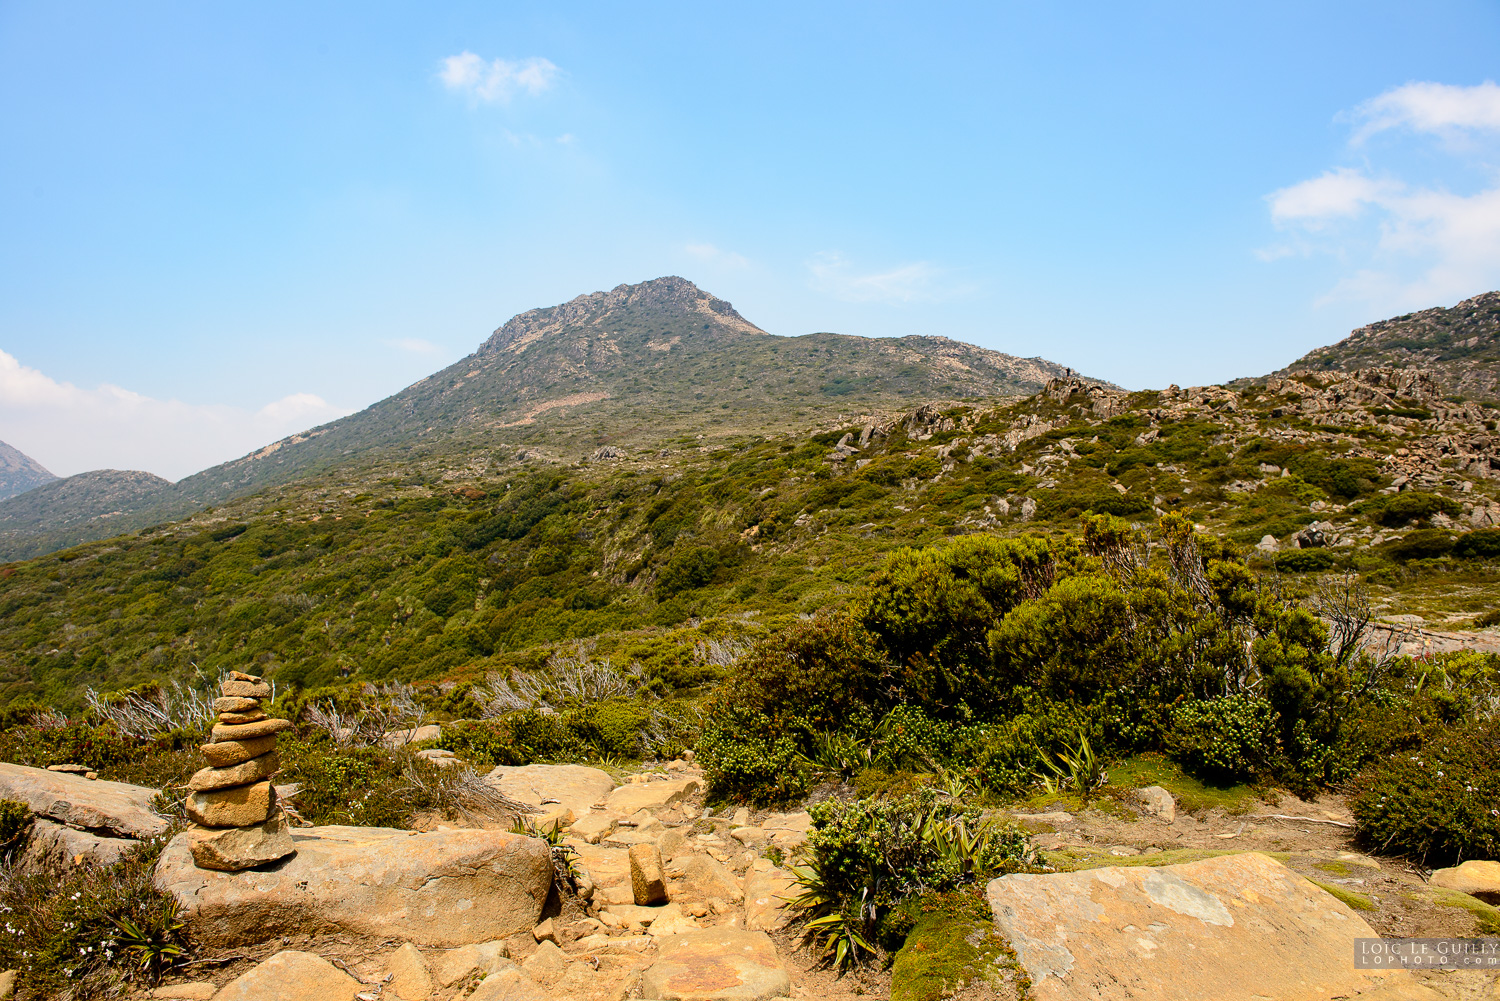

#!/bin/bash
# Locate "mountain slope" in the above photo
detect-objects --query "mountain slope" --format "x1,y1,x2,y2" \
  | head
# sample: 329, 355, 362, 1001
0, 470, 172, 561
168, 276, 1101, 505
0, 276, 1103, 561
1273, 291, 1500, 400
0, 441, 58, 501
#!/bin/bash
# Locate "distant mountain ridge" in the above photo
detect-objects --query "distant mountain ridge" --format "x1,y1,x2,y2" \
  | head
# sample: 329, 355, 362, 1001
0, 469, 170, 561
0, 441, 57, 501
0, 276, 1103, 560
1273, 291, 1500, 401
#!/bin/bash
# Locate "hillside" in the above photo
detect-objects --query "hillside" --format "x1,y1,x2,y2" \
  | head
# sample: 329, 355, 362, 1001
0, 276, 1103, 561
1271, 291, 1500, 400
3, 355, 1498, 705
0, 441, 57, 501
0, 469, 171, 562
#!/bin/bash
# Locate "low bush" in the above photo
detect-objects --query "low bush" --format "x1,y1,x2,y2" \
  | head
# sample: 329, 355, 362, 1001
1274, 549, 1338, 573
790, 792, 1034, 968
1454, 529, 1500, 560
0, 831, 191, 999
1164, 694, 1280, 784
1382, 529, 1454, 562
1347, 716, 1500, 865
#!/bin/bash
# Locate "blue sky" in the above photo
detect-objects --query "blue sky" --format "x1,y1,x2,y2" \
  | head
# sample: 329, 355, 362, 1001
2, 2, 1499, 478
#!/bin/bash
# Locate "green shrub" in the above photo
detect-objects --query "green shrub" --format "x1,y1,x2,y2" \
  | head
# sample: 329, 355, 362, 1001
790, 793, 1033, 968
1454, 529, 1500, 560
1165, 695, 1280, 783
697, 707, 810, 804
0, 832, 191, 998
276, 734, 414, 827
1382, 529, 1454, 562
1348, 717, 1500, 865
871, 705, 985, 772
1274, 549, 1338, 572
438, 719, 525, 768
654, 546, 720, 599
1369, 492, 1460, 527
586, 700, 650, 757
0, 797, 31, 855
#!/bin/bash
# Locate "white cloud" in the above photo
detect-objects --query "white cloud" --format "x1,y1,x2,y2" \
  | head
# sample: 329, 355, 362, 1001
0, 349, 351, 481
383, 337, 444, 355
1267, 168, 1397, 225
685, 243, 749, 268
807, 252, 972, 304
1353, 80, 1500, 141
440, 52, 560, 103
1262, 82, 1500, 312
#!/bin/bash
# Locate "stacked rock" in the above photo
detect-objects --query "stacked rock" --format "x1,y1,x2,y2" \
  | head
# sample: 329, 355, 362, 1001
185, 670, 297, 872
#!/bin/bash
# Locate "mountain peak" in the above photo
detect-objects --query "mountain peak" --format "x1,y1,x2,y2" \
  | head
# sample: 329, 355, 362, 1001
0, 440, 58, 501
478, 276, 764, 356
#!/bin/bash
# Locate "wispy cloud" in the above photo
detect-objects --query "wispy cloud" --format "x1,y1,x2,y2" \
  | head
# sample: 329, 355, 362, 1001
807, 252, 972, 304
439, 52, 560, 103
383, 337, 444, 355
1352, 80, 1500, 142
0, 349, 351, 480
1261, 81, 1500, 311
685, 243, 749, 268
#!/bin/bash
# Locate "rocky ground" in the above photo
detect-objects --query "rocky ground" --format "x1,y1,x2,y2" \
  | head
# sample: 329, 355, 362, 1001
1, 758, 1496, 1001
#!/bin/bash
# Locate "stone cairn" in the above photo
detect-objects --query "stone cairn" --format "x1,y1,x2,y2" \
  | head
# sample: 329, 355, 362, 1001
184, 670, 297, 872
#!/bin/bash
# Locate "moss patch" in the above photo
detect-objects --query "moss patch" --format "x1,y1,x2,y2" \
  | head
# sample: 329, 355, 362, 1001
1432, 888, 1500, 935
890, 912, 1025, 1001
1106, 754, 1261, 815
1305, 877, 1376, 911
1312, 860, 1352, 877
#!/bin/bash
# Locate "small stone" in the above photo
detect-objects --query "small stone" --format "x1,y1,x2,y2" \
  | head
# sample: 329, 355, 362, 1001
45, 763, 89, 774
188, 750, 280, 792
731, 807, 750, 827
630, 842, 669, 905
226, 670, 262, 682
218, 709, 268, 725
432, 941, 513, 987
1136, 785, 1176, 823
185, 780, 274, 828
214, 696, 261, 713
210, 717, 292, 742
0, 970, 14, 1000
569, 813, 617, 845
532, 917, 557, 944
385, 942, 434, 1001
676, 855, 743, 903
520, 940, 568, 986
84, 771, 98, 780
189, 813, 296, 871
200, 735, 279, 767
682, 749, 694, 761
468, 968, 546, 1001
219, 679, 272, 699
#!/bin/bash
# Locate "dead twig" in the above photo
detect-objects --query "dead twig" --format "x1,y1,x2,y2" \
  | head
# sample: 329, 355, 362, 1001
1262, 814, 1354, 828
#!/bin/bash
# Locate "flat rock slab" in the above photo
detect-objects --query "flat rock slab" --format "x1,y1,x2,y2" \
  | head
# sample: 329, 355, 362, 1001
1430, 860, 1500, 905
23, 818, 135, 870
605, 777, 700, 815
987, 852, 1417, 1001
489, 763, 616, 817
212, 949, 361, 1001
0, 761, 165, 839
640, 929, 791, 1001
155, 825, 552, 947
